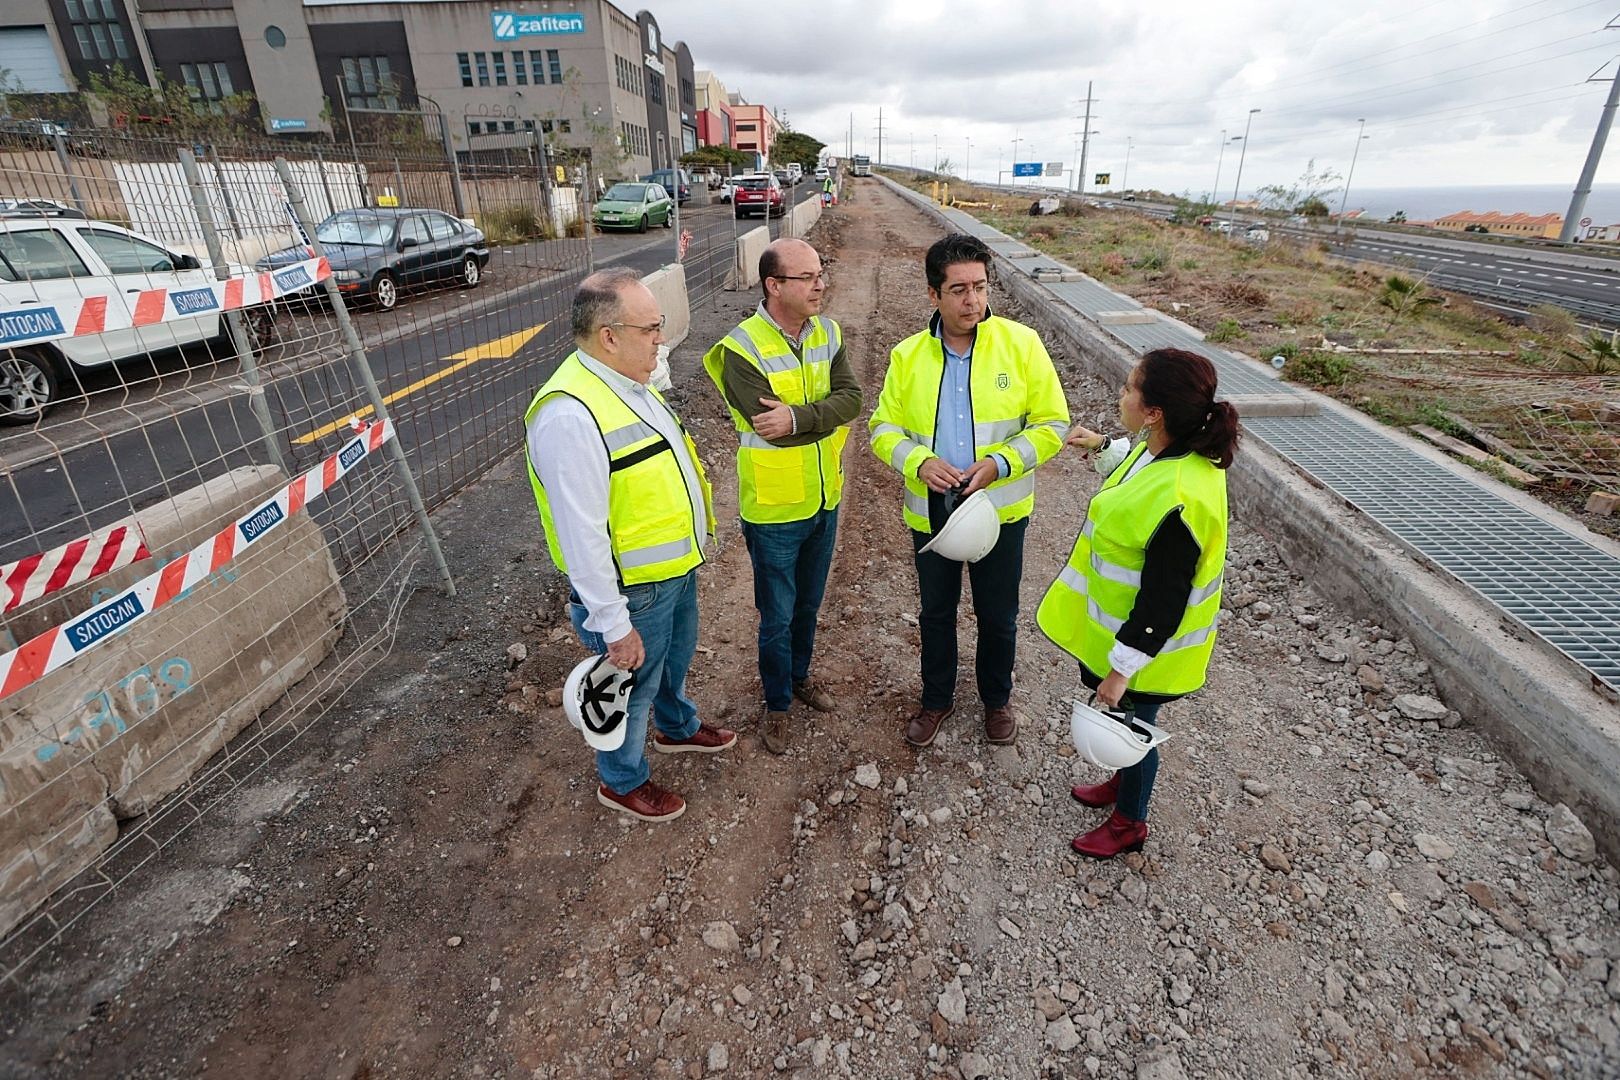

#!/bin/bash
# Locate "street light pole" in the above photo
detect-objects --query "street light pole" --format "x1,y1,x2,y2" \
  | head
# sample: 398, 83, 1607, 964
1231, 107, 1260, 221
965, 138, 972, 183
1122, 136, 1133, 191
1011, 130, 1021, 186
1337, 118, 1368, 233
1212, 128, 1228, 203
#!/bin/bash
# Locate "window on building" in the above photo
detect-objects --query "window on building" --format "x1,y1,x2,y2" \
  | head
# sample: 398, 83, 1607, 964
340, 55, 398, 109
648, 71, 663, 106
457, 52, 473, 87
547, 49, 562, 84
503, 120, 516, 132
736, 123, 755, 132
179, 61, 234, 112
681, 78, 694, 109
512, 51, 527, 85
66, 0, 131, 62
474, 51, 489, 87
492, 51, 507, 85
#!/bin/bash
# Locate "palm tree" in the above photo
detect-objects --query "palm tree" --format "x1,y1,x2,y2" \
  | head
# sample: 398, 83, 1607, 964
1377, 273, 1441, 330
1561, 330, 1620, 375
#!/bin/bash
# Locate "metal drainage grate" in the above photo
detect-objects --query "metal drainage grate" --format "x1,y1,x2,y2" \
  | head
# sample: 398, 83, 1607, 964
1245, 412, 1620, 692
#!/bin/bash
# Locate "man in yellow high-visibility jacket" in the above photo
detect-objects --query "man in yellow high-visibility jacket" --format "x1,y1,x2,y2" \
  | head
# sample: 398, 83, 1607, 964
703, 238, 862, 754
870, 233, 1069, 748
526, 268, 735, 824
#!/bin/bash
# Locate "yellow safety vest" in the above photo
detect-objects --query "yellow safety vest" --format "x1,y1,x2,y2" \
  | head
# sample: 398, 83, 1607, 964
1036, 444, 1228, 696
702, 312, 849, 524
869, 315, 1069, 532
524, 352, 714, 586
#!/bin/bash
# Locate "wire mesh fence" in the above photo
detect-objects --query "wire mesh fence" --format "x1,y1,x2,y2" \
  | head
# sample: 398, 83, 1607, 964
0, 117, 835, 981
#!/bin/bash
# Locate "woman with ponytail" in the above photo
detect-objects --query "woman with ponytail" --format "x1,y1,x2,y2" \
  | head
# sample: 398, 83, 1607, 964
1036, 348, 1241, 859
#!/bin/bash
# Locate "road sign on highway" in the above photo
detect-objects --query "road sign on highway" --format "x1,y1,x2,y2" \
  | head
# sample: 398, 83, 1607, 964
1044, 162, 1064, 176
1094, 172, 1111, 185
1013, 162, 1042, 177
1581, 216, 1593, 229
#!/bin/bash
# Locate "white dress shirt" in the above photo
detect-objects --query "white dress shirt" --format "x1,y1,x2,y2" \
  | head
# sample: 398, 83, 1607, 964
527, 350, 709, 643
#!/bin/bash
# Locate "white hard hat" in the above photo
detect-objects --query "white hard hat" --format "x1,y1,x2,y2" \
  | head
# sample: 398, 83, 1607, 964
563, 654, 636, 751
1069, 697, 1173, 769
918, 489, 1001, 562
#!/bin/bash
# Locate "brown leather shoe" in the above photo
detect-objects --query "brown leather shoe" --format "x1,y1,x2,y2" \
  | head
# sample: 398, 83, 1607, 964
597, 780, 686, 823
984, 704, 1018, 745
652, 723, 738, 754
762, 709, 790, 755
793, 681, 836, 712
904, 704, 954, 748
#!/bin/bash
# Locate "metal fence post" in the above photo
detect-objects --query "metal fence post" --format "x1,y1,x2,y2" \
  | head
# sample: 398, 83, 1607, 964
392, 155, 405, 207
583, 161, 595, 274
180, 148, 290, 478
272, 156, 457, 597
313, 147, 337, 217
50, 128, 86, 215
439, 110, 467, 218
205, 144, 244, 240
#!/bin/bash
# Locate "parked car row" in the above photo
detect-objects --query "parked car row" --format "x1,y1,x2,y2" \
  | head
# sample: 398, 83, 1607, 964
593, 182, 675, 232
1, 203, 489, 423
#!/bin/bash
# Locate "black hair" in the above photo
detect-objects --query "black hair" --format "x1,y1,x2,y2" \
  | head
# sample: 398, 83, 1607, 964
758, 245, 784, 300
1136, 348, 1242, 469
924, 232, 992, 292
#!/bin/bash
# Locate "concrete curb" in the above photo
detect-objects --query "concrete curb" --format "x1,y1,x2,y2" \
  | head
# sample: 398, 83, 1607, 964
878, 173, 1620, 863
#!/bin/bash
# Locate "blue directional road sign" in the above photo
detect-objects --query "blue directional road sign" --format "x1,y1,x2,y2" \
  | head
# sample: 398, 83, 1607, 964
1012, 162, 1042, 177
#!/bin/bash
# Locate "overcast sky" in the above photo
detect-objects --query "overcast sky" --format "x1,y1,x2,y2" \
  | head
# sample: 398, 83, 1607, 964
658, 0, 1620, 197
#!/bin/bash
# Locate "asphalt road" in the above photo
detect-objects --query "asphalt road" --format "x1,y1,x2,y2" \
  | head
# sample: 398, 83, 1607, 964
0, 183, 822, 571
1319, 231, 1620, 325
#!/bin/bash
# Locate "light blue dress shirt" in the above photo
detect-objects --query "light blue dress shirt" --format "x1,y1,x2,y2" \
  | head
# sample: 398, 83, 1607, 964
935, 330, 1009, 478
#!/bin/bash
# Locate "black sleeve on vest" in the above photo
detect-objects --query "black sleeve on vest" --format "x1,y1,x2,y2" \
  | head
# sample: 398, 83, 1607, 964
1115, 508, 1201, 658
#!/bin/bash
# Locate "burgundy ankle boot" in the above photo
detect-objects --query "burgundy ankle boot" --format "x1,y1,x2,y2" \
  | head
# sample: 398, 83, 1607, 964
1070, 772, 1121, 809
1071, 809, 1149, 859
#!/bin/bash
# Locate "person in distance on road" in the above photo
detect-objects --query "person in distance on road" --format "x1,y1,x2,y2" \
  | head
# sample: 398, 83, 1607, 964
1039, 347, 1240, 859
524, 268, 736, 824
702, 238, 862, 755
870, 232, 1070, 749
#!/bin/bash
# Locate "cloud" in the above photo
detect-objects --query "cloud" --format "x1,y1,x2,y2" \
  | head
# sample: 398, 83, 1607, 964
655, 0, 1620, 189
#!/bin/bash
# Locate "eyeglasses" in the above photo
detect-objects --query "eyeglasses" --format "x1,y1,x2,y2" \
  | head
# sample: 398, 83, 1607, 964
607, 314, 667, 335
770, 271, 830, 285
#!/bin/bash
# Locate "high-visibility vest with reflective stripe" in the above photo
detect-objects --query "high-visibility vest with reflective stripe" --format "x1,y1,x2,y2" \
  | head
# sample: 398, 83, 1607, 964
1036, 443, 1228, 696
869, 315, 1069, 533
524, 352, 714, 586
701, 312, 849, 524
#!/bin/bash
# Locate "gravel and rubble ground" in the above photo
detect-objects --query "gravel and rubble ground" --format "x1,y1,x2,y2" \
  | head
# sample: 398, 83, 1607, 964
3, 178, 1619, 1079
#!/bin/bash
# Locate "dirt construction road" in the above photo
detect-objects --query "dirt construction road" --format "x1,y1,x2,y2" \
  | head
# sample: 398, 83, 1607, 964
5, 178, 1620, 1080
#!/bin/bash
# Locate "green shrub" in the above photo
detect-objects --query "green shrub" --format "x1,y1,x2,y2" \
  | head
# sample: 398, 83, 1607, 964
1132, 247, 1169, 271
1207, 318, 1246, 343
1286, 350, 1355, 387
479, 205, 552, 244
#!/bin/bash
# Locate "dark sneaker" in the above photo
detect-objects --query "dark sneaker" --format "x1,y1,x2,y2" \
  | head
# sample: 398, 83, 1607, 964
652, 723, 738, 755
793, 681, 836, 712
904, 704, 954, 748
597, 780, 685, 823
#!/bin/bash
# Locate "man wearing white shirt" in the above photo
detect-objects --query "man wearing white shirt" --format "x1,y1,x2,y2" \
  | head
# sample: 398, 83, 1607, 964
525, 268, 736, 823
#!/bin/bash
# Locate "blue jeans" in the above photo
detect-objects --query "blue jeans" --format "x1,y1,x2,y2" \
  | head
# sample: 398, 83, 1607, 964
741, 508, 838, 712
1116, 698, 1164, 822
569, 570, 701, 795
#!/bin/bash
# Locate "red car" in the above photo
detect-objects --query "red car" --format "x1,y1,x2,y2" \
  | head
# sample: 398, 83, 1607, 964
733, 174, 785, 220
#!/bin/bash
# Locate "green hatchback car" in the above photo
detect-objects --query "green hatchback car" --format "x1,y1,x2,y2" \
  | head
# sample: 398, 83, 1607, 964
593, 182, 674, 232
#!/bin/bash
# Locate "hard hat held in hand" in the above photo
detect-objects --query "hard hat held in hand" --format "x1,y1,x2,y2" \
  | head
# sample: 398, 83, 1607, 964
1069, 695, 1173, 769
563, 654, 637, 751
919, 488, 1001, 562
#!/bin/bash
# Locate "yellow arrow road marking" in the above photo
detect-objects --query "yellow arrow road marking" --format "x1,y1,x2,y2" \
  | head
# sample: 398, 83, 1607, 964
292, 322, 548, 446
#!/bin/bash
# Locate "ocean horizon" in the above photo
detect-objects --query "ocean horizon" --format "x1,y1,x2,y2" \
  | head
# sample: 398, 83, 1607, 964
1261, 183, 1620, 226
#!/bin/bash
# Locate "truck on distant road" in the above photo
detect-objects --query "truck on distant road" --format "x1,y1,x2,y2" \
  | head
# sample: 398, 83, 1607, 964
851, 155, 871, 177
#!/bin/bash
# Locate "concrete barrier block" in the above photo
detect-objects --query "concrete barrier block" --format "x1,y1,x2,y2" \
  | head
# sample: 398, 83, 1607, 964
733, 226, 769, 289
1225, 393, 1319, 418
0, 465, 346, 938
642, 263, 690, 350
1096, 310, 1157, 325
